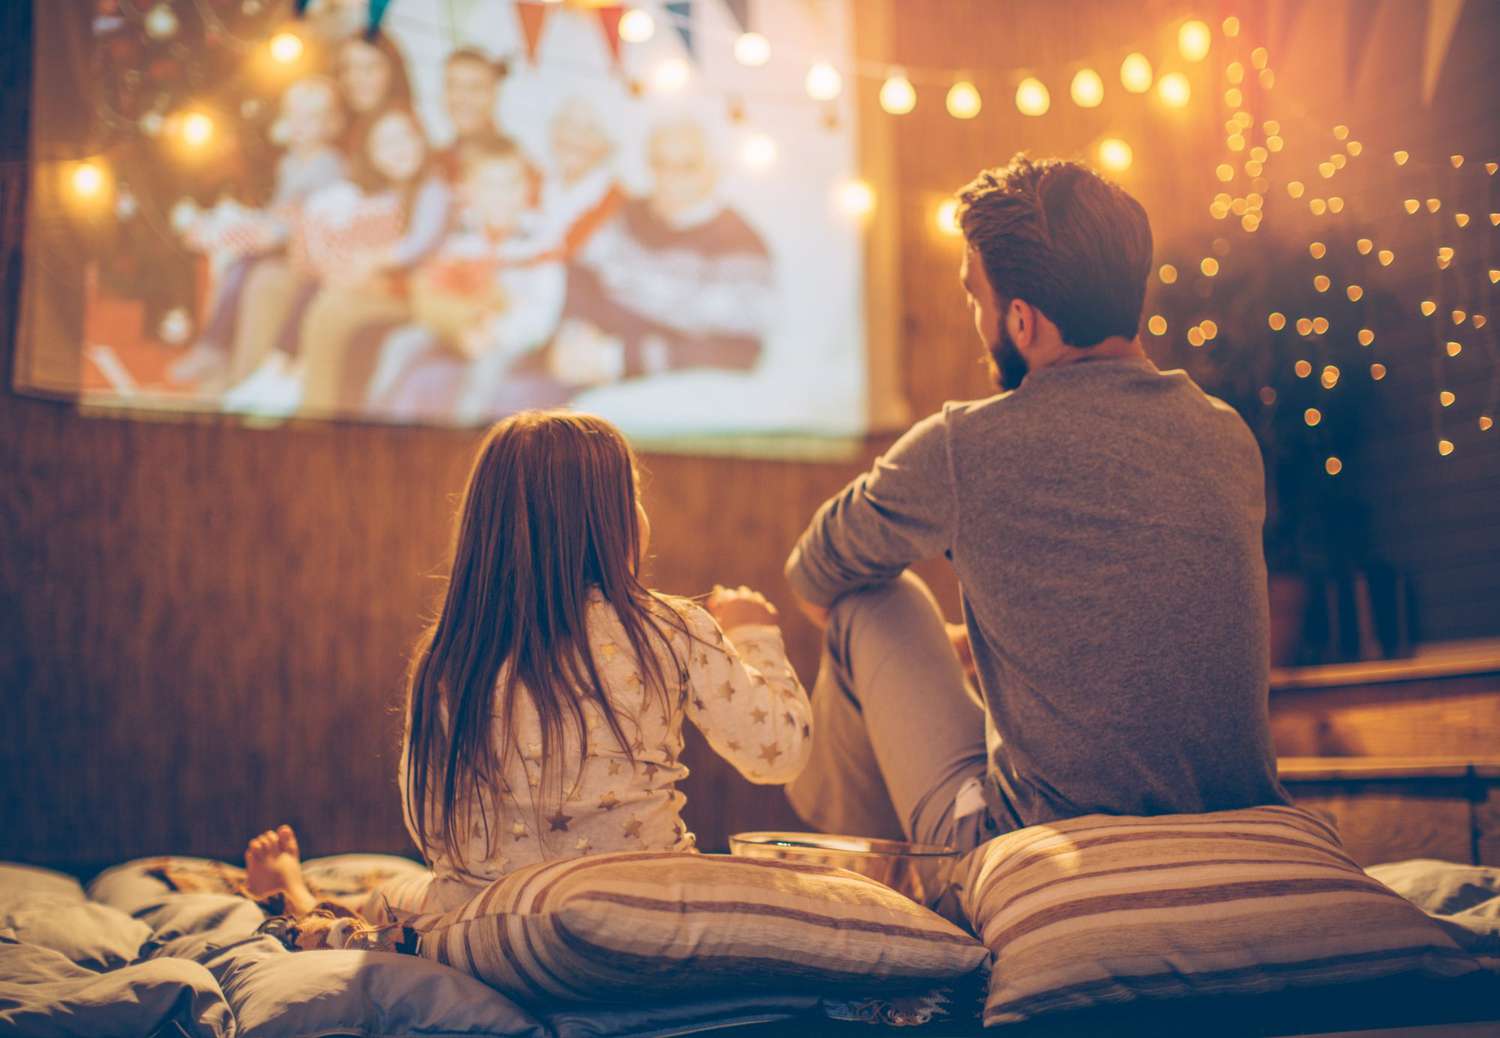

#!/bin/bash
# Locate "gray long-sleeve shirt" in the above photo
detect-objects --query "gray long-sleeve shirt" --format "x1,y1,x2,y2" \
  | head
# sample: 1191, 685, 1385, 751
786, 356, 1289, 830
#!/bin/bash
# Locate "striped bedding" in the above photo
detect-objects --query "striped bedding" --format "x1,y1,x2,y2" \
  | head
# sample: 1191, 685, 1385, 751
401, 850, 988, 1004
958, 804, 1483, 1025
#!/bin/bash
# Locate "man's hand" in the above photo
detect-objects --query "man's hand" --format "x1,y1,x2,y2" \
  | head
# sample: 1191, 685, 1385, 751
706, 584, 779, 630
947, 622, 976, 679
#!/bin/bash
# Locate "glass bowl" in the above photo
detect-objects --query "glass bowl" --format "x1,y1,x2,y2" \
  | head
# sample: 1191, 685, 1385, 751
727, 831, 959, 904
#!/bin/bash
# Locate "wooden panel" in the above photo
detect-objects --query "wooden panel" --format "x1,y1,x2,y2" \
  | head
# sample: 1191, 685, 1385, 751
1270, 677, 1500, 758
1284, 782, 1476, 867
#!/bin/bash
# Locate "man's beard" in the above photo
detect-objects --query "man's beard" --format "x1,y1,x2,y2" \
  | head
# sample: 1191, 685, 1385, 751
988, 323, 1029, 391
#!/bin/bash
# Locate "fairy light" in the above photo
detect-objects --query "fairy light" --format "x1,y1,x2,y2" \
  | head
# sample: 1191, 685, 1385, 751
1314, 274, 1331, 292
1014, 78, 1050, 117
1267, 135, 1284, 152
935, 198, 960, 237
1227, 134, 1246, 152
651, 58, 690, 92
1251, 46, 1269, 69
1356, 238, 1373, 255
1120, 52, 1153, 93
879, 71, 916, 115
1328, 197, 1345, 213
837, 179, 875, 218
1325, 457, 1343, 476
68, 160, 107, 201
1158, 263, 1178, 284
1370, 363, 1387, 380
1379, 249, 1395, 266
1312, 316, 1330, 335
1148, 315, 1168, 335
1098, 137, 1132, 172
741, 132, 776, 170
1178, 19, 1212, 61
1071, 68, 1104, 108
1288, 181, 1305, 198
1223, 16, 1241, 36
1321, 365, 1340, 389
1216, 164, 1235, 183
1346, 285, 1363, 301
1393, 150, 1410, 166
1310, 199, 1328, 215
269, 31, 304, 64
1157, 73, 1190, 108
1318, 161, 1336, 178
1200, 257, 1219, 277
1259, 387, 1277, 405
1200, 319, 1219, 341
1452, 310, 1467, 325
1226, 61, 1244, 84
1259, 68, 1275, 88
176, 111, 215, 150
1451, 154, 1464, 168
1427, 198, 1442, 213
1438, 440, 1454, 456
1404, 199, 1421, 214
1188, 326, 1205, 347
1358, 329, 1375, 346
1421, 301, 1437, 317
618, 8, 655, 43
1455, 213, 1470, 227
1481, 416, 1495, 431
1309, 241, 1327, 259
1295, 360, 1313, 378
1440, 391, 1456, 407
1296, 317, 1314, 336
733, 32, 770, 67
1446, 341, 1463, 357
1476, 316, 1489, 328
806, 62, 842, 101
1268, 312, 1287, 331
946, 80, 982, 119
1305, 407, 1322, 426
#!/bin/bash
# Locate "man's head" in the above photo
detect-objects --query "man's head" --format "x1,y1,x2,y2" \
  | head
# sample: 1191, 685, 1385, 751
957, 155, 1153, 390
647, 119, 718, 222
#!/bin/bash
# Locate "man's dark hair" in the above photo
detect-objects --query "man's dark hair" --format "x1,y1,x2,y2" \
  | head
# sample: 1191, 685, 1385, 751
957, 154, 1153, 347
446, 46, 509, 79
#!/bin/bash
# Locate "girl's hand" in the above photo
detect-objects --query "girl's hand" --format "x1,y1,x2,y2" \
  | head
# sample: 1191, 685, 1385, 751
706, 585, 779, 630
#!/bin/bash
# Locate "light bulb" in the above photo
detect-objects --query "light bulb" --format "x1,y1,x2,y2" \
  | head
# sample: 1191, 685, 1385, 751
879, 72, 916, 115
269, 31, 304, 64
1014, 78, 1049, 116
1178, 20, 1212, 62
1097, 137, 1132, 172
1120, 52, 1153, 93
618, 9, 655, 43
733, 32, 770, 67
935, 198, 961, 237
806, 62, 842, 101
1157, 73, 1190, 108
179, 111, 214, 149
741, 132, 776, 170
69, 160, 106, 199
1070, 68, 1104, 108
838, 179, 875, 218
946, 80, 982, 119
650, 59, 690, 92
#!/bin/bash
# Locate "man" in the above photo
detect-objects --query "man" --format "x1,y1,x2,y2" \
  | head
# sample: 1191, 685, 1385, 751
785, 155, 1289, 858
435, 48, 509, 182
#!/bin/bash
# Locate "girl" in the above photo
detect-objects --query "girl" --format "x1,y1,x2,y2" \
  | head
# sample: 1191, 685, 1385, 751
244, 411, 812, 917
225, 103, 451, 415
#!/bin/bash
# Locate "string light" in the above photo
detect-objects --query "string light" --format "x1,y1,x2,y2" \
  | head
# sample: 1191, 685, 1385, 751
618, 8, 655, 43
1440, 391, 1456, 407
1455, 213, 1470, 227
1098, 137, 1132, 172
837, 179, 875, 218
1370, 363, 1387, 380
1438, 440, 1454, 456
806, 61, 842, 101
946, 80, 982, 119
650, 58, 690, 92
1356, 238, 1373, 255
1226, 61, 1244, 84
1451, 154, 1464, 168
68, 160, 107, 201
878, 71, 916, 115
1305, 408, 1322, 426
1178, 19, 1212, 62
1120, 52, 1153, 93
1427, 198, 1442, 213
1325, 457, 1343, 476
733, 32, 770, 67
1312, 316, 1329, 335
935, 198, 961, 237
1313, 274, 1331, 292
1250, 46, 1269, 69
1378, 249, 1395, 266
1393, 150, 1410, 165
1188, 326, 1205, 347
1222, 16, 1241, 36
1321, 365, 1340, 389
1156, 73, 1190, 108
1309, 241, 1327, 259
1295, 360, 1313, 378
1328, 197, 1345, 213
740, 132, 776, 170
1287, 181, 1305, 198
1148, 315, 1168, 335
1158, 263, 1178, 284
1216, 164, 1234, 183
268, 31, 304, 64
1014, 77, 1050, 116
1070, 68, 1104, 108
1346, 285, 1363, 301
1268, 312, 1287, 331
1481, 416, 1494, 431
1476, 315, 1489, 329
1309, 198, 1328, 215
1200, 319, 1219, 340
1358, 329, 1375, 346
1297, 317, 1314, 336
1200, 257, 1219, 277
175, 111, 215, 151
1333, 125, 1350, 141
1447, 341, 1463, 357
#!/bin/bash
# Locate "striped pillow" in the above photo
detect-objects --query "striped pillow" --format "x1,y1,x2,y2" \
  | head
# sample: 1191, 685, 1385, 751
959, 805, 1481, 1025
405, 851, 988, 1004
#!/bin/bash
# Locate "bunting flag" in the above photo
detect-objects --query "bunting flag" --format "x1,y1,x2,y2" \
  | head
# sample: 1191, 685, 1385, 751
594, 4, 625, 65
1344, 0, 1380, 92
723, 0, 749, 33
367, 0, 393, 39
666, 1, 693, 58
514, 1, 552, 62
1421, 0, 1466, 105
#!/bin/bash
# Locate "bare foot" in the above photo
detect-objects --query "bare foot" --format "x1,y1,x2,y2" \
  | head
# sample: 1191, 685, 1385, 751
244, 824, 318, 917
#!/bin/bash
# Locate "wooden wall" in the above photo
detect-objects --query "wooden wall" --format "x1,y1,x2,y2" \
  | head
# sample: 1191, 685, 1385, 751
4, 0, 1499, 871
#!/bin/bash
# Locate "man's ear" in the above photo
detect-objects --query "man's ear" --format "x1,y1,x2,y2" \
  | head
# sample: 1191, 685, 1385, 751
1009, 298, 1034, 349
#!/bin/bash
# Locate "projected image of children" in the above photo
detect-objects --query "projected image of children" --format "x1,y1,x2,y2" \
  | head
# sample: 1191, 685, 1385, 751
21, 0, 867, 437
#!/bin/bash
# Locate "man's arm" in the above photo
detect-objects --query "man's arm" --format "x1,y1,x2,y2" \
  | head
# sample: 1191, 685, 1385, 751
785, 410, 955, 621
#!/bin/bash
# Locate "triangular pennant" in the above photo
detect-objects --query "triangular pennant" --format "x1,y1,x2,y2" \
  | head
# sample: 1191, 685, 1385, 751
666, 1, 693, 58
723, 0, 749, 33
367, 0, 393, 38
595, 4, 625, 65
1345, 0, 1380, 92
1422, 0, 1466, 105
515, 2, 551, 62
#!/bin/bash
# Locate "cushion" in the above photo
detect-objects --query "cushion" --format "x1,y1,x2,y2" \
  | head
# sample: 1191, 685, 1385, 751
408, 850, 988, 1004
1368, 859, 1500, 955
0, 864, 85, 909
1, 897, 152, 971
958, 804, 1482, 1025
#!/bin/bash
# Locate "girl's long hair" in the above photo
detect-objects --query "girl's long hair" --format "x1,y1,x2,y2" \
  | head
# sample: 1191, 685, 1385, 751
403, 411, 686, 876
